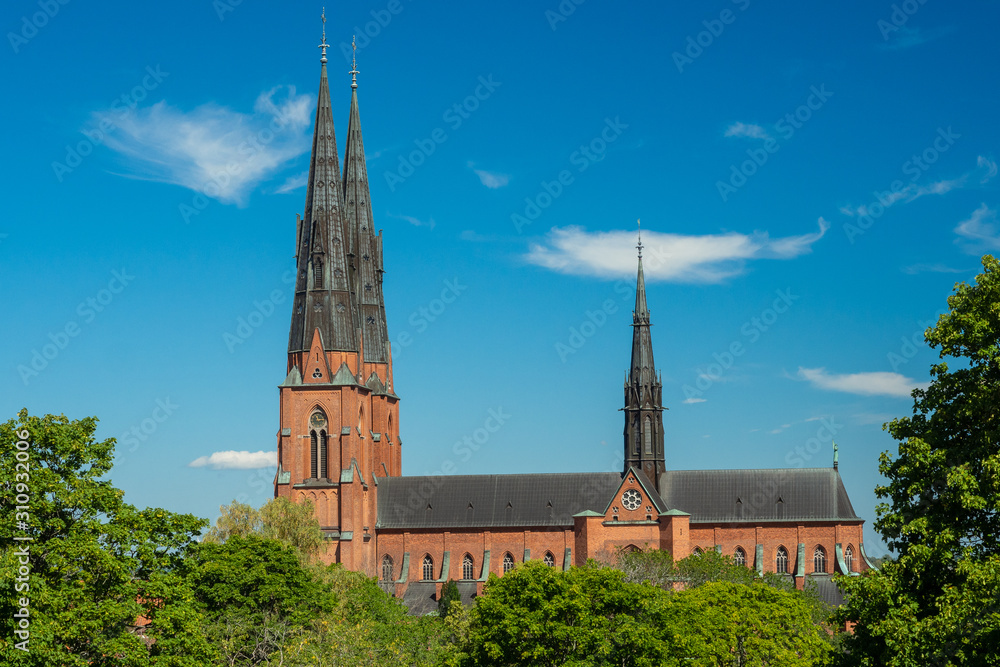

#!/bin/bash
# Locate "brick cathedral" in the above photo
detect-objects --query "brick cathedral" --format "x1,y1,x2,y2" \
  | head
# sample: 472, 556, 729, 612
274, 27, 875, 612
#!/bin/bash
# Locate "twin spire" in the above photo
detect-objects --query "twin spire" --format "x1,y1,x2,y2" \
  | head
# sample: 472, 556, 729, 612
288, 13, 388, 364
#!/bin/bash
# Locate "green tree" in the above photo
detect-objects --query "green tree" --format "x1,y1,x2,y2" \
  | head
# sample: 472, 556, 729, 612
0, 410, 211, 666
259, 495, 324, 561
182, 535, 334, 666
438, 579, 461, 618
837, 255, 1000, 666
203, 496, 324, 562
458, 561, 672, 666
663, 581, 833, 666
202, 500, 261, 543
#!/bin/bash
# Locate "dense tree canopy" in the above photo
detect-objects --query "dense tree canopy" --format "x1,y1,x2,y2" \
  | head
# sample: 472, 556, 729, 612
837, 255, 1000, 666
0, 410, 210, 666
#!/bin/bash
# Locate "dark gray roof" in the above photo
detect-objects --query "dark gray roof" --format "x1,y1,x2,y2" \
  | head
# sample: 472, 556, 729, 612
377, 472, 622, 529
401, 582, 438, 615
657, 468, 860, 523
805, 575, 845, 607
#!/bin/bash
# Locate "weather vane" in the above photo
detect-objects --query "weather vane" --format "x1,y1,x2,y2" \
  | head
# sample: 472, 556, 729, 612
636, 218, 643, 259
319, 8, 329, 64
350, 35, 359, 88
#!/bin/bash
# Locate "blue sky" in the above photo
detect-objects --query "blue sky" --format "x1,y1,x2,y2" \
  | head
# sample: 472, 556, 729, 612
3, 0, 998, 555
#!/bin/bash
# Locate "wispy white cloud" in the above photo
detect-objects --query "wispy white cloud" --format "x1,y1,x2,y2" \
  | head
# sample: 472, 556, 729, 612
954, 203, 1000, 253
275, 171, 308, 194
94, 85, 313, 205
472, 168, 509, 189
901, 263, 966, 275
724, 122, 771, 141
797, 367, 926, 398
880, 25, 956, 51
682, 397, 707, 404
524, 218, 829, 283
189, 450, 276, 469
840, 156, 998, 219
388, 213, 436, 230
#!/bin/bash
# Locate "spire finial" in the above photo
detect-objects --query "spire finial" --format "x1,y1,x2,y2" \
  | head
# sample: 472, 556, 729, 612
350, 35, 359, 88
319, 8, 329, 64
833, 441, 839, 469
636, 218, 643, 259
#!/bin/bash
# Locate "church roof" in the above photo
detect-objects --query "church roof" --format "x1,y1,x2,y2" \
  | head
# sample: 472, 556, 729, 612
376, 472, 623, 529
656, 468, 861, 523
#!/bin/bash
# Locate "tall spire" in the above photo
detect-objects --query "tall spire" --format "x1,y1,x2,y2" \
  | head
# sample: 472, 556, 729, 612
624, 220, 666, 489
288, 12, 357, 358
342, 47, 390, 364
349, 35, 358, 89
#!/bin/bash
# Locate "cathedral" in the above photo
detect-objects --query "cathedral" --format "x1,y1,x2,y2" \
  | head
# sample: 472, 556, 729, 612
273, 26, 875, 612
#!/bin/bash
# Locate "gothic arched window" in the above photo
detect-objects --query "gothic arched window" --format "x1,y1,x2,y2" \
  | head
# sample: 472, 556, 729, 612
422, 555, 434, 581
310, 431, 318, 479
381, 555, 393, 582
644, 416, 652, 454
734, 547, 746, 567
462, 554, 474, 580
543, 551, 555, 568
814, 546, 827, 573
502, 552, 515, 574
844, 545, 854, 573
776, 546, 788, 574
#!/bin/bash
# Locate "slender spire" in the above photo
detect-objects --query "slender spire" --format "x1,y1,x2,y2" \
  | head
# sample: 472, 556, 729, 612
343, 59, 390, 364
288, 23, 357, 358
631, 235, 654, 384
319, 8, 329, 63
349, 35, 359, 89
637, 218, 643, 258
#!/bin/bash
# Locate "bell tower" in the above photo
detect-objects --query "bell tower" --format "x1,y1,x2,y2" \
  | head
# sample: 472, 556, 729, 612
275, 20, 399, 575
623, 226, 666, 488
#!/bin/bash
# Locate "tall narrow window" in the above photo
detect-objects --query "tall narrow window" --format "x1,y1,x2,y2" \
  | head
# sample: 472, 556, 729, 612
543, 552, 555, 567
318, 431, 327, 479
313, 258, 323, 288
310, 431, 318, 478
643, 416, 652, 454
381, 555, 393, 582
422, 555, 434, 581
776, 546, 788, 574
502, 552, 515, 574
844, 545, 854, 573
734, 547, 746, 566
813, 546, 827, 573
462, 554, 474, 580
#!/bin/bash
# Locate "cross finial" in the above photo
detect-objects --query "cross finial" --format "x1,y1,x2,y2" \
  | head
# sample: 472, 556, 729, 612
833, 441, 839, 469
319, 8, 329, 64
350, 35, 359, 88
636, 218, 643, 259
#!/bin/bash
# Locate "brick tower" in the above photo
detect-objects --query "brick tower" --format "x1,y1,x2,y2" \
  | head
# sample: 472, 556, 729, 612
623, 232, 666, 489
274, 26, 399, 575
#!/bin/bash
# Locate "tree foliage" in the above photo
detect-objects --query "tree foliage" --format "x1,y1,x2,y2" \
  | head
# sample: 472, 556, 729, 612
837, 255, 1000, 666
204, 496, 324, 562
0, 410, 210, 666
